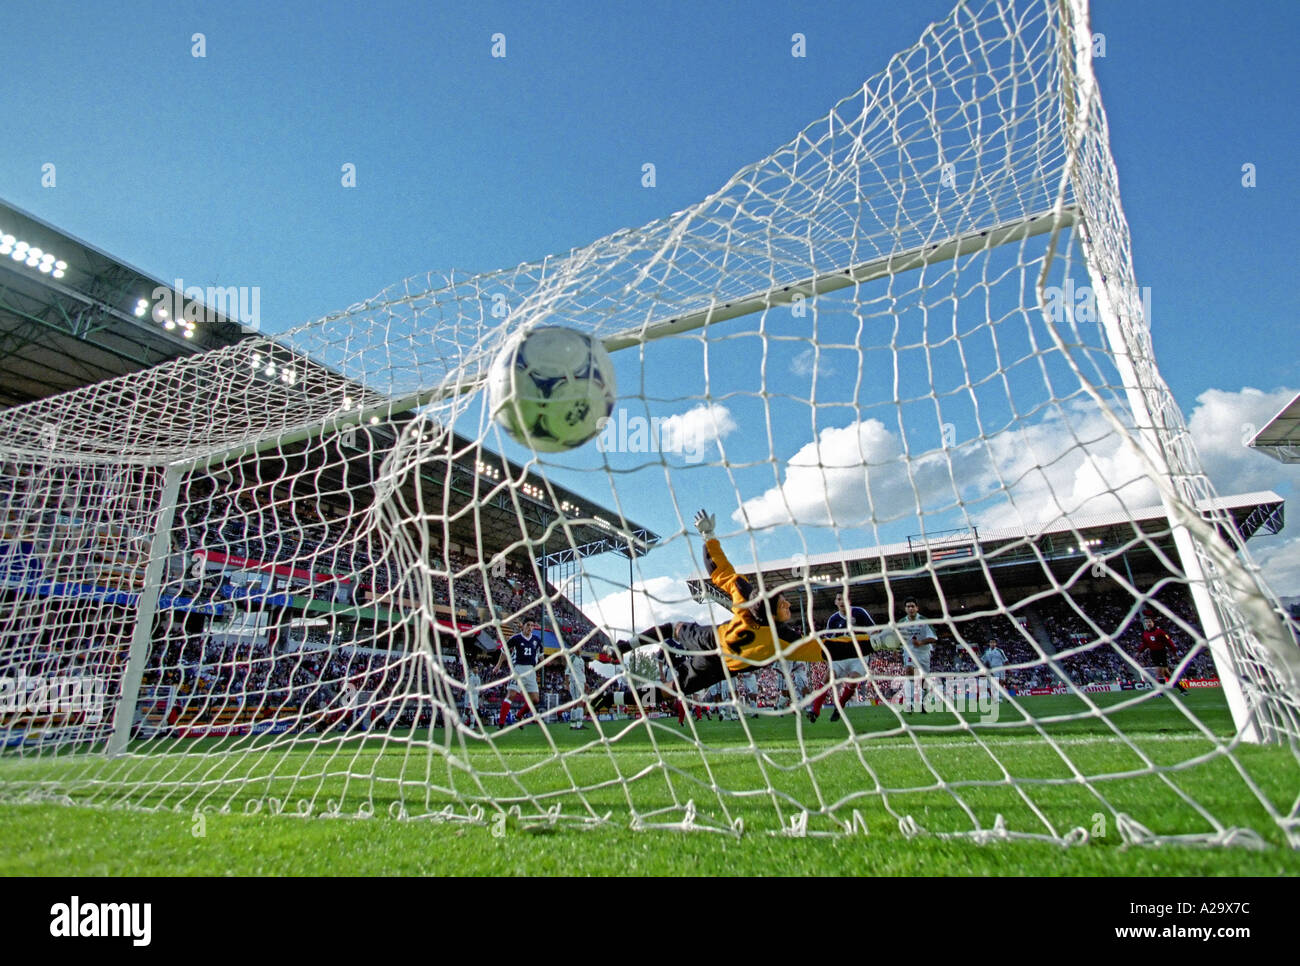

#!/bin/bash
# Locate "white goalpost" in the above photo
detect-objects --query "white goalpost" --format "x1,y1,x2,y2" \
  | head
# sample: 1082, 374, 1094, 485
0, 0, 1296, 847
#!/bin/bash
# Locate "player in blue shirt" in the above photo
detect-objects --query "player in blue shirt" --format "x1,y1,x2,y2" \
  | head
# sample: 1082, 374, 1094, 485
495, 618, 544, 728
809, 593, 876, 722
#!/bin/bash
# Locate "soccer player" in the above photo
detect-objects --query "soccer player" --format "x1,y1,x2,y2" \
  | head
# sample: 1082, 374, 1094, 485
339, 677, 361, 730
604, 510, 875, 697
494, 618, 544, 728
565, 641, 588, 729
981, 640, 1008, 704
790, 660, 810, 707
809, 592, 875, 723
623, 639, 710, 725
655, 640, 706, 725
1138, 614, 1189, 695
898, 598, 939, 712
464, 662, 482, 727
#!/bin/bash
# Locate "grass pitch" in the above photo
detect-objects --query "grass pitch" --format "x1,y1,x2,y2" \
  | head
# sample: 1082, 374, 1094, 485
2, 689, 1297, 876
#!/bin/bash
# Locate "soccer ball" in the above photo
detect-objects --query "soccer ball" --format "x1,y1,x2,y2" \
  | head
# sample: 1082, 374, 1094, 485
488, 325, 616, 452
873, 627, 905, 651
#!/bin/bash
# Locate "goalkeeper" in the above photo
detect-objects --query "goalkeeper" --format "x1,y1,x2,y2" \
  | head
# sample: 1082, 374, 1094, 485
604, 509, 875, 696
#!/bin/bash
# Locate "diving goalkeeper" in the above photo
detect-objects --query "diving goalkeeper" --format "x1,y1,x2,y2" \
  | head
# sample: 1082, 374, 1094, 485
603, 509, 875, 696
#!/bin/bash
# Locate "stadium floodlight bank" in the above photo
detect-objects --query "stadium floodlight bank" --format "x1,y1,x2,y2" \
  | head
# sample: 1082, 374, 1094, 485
1, 0, 1297, 848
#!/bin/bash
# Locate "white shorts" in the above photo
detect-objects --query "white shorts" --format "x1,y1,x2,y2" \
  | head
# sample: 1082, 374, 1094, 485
792, 666, 809, 690
831, 658, 868, 681
514, 665, 538, 695
903, 643, 932, 673
568, 677, 584, 702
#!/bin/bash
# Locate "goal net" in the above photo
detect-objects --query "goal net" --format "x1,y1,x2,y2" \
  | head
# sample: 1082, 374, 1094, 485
2, 0, 1297, 847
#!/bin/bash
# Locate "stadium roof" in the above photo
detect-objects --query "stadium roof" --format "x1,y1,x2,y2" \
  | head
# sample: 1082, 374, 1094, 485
0, 198, 251, 409
753, 491, 1285, 578
687, 491, 1286, 614
1250, 392, 1300, 464
0, 203, 656, 568
150, 343, 661, 566
241, 410, 660, 568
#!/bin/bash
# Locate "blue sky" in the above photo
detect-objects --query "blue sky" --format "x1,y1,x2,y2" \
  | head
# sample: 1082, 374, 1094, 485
2, 0, 1297, 628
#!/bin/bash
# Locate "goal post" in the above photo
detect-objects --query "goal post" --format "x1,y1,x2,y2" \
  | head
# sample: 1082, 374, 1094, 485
107, 466, 183, 757
0, 0, 1297, 848
1057, 0, 1299, 744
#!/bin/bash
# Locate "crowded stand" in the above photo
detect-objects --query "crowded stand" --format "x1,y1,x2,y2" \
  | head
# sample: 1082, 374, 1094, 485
2, 463, 1229, 739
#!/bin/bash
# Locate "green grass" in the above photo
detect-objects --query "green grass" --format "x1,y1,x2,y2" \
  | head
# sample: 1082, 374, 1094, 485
2, 690, 1298, 875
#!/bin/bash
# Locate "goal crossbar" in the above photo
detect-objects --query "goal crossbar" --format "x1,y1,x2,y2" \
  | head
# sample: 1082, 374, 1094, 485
183, 205, 1077, 474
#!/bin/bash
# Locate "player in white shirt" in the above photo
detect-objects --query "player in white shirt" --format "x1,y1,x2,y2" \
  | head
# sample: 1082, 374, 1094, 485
981, 640, 1007, 703
340, 678, 361, 730
565, 642, 588, 729
465, 664, 482, 727
899, 598, 939, 712
705, 680, 736, 720
791, 660, 809, 704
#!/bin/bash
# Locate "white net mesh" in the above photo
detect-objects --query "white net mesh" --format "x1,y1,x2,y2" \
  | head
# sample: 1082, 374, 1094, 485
1, 0, 1296, 846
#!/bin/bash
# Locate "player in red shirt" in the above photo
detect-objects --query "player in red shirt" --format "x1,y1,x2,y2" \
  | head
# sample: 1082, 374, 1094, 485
1137, 615, 1189, 695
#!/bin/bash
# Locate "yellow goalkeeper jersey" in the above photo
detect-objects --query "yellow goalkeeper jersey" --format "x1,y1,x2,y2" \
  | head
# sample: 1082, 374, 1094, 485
704, 539, 871, 672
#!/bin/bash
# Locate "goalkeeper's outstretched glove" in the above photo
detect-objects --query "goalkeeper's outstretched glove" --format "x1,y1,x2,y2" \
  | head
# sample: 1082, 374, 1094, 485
693, 509, 716, 538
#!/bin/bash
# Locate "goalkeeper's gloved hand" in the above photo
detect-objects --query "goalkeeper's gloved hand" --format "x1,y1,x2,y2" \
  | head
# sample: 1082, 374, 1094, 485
693, 509, 716, 538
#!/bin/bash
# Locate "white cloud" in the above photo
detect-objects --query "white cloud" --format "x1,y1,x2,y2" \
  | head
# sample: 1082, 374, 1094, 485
580, 574, 729, 639
1249, 534, 1300, 598
736, 418, 909, 529
734, 405, 1161, 532
965, 406, 1160, 531
790, 348, 834, 378
727, 382, 1300, 626
657, 402, 737, 462
1179, 386, 1300, 596
733, 388, 1300, 564
973, 388, 1300, 596
1185, 386, 1298, 495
